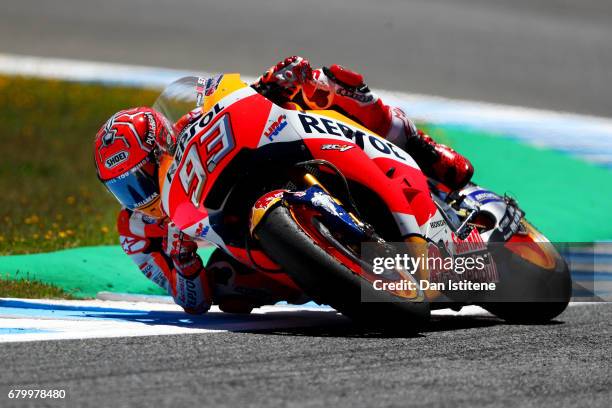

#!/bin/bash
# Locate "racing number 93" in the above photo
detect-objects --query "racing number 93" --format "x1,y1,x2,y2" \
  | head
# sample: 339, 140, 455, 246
178, 114, 235, 207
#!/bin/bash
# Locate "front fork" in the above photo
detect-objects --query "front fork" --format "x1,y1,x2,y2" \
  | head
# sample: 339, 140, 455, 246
249, 172, 434, 302
249, 172, 369, 244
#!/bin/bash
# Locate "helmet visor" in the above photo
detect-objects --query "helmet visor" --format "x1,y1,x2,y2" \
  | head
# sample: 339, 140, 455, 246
104, 160, 159, 210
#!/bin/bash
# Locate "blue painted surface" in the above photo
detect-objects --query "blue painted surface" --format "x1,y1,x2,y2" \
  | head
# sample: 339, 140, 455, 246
0, 300, 186, 324
571, 271, 612, 281
0, 299, 332, 329
0, 328, 55, 334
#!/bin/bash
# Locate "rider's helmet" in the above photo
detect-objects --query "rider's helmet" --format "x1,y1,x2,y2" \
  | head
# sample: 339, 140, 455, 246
93, 107, 171, 218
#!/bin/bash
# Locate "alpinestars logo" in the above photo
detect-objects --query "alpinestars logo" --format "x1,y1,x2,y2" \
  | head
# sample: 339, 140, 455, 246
336, 87, 374, 103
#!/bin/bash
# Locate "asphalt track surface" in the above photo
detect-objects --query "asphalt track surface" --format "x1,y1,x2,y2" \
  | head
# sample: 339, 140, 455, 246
1, 0, 612, 116
0, 303, 610, 407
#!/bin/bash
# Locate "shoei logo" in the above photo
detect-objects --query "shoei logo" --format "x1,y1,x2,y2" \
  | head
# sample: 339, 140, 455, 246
336, 87, 374, 103
105, 150, 129, 169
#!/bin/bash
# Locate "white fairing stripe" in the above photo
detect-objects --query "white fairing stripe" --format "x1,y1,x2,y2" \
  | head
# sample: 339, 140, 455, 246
392, 212, 421, 237
181, 216, 227, 252
421, 209, 453, 243
214, 85, 258, 109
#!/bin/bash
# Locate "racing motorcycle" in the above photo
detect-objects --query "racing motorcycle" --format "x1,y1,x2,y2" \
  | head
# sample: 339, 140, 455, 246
153, 74, 571, 328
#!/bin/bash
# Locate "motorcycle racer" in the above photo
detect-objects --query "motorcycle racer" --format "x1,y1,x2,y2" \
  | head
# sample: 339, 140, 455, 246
93, 56, 474, 315
254, 56, 473, 191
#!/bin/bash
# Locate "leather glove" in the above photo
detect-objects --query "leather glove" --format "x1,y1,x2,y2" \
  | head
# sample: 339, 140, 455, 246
163, 221, 201, 276
254, 56, 313, 101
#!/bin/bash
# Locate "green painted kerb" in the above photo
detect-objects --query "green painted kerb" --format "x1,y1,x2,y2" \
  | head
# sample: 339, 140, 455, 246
422, 124, 612, 242
0, 245, 216, 298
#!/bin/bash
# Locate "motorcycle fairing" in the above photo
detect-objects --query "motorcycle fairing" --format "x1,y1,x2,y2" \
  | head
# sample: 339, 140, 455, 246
161, 81, 274, 239
279, 110, 439, 235
160, 74, 445, 247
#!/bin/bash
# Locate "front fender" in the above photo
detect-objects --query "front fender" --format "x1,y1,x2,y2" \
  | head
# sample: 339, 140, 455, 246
303, 137, 437, 237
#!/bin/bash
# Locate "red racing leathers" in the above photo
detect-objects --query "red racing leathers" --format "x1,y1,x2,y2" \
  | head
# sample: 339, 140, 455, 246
255, 56, 474, 191
117, 209, 305, 314
117, 209, 212, 314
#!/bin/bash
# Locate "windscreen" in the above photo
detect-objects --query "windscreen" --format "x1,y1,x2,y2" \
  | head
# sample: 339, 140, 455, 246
152, 76, 201, 124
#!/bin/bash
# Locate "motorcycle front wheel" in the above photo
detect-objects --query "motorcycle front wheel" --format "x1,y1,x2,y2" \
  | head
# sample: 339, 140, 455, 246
255, 204, 431, 330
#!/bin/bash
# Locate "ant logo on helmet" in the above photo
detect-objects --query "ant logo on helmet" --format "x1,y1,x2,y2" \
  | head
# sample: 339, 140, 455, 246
102, 131, 116, 146
96, 113, 139, 166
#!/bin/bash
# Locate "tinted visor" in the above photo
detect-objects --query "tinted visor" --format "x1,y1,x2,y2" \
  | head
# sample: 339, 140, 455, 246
104, 160, 159, 210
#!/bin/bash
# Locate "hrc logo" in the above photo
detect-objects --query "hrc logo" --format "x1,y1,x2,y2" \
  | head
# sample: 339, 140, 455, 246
264, 114, 287, 141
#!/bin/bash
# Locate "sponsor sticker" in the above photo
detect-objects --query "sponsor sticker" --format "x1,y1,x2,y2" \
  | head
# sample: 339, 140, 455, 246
297, 113, 408, 161
195, 223, 210, 238
195, 76, 207, 107
143, 112, 157, 146
321, 143, 354, 152
336, 87, 374, 103
105, 151, 129, 168
264, 114, 288, 141
468, 189, 504, 204
429, 220, 446, 229
250, 190, 285, 234
451, 228, 487, 255
205, 75, 224, 96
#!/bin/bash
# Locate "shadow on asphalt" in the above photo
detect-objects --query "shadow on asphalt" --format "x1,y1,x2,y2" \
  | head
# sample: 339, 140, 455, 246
1, 299, 564, 339
239, 314, 510, 339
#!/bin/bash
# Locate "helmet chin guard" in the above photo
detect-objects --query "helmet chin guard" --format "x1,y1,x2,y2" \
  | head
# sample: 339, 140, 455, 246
138, 195, 164, 218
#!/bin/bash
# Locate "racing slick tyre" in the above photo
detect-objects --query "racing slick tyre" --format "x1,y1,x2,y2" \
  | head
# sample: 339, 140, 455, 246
255, 205, 430, 330
480, 248, 572, 323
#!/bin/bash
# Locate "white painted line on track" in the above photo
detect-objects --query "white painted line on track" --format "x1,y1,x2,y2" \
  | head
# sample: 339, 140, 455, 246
3, 297, 603, 343
0, 53, 193, 88
0, 298, 342, 343
2, 53, 612, 167
0, 297, 505, 343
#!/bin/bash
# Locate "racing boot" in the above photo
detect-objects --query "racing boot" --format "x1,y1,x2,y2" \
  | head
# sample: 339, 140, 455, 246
405, 130, 474, 191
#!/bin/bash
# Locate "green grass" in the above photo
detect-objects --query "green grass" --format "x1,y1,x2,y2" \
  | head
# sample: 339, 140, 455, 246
419, 123, 612, 242
0, 76, 159, 255
0, 274, 77, 299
